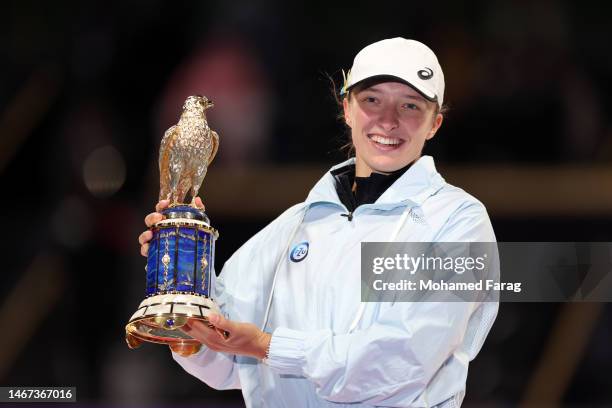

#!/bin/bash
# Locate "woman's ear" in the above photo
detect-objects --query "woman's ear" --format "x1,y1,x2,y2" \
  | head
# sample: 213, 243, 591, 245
426, 112, 443, 140
343, 97, 352, 128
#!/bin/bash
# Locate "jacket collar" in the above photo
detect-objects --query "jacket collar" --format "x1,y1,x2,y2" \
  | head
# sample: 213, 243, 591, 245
304, 155, 446, 209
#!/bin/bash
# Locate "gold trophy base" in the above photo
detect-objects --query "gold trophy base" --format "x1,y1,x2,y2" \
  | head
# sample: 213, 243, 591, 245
125, 293, 222, 357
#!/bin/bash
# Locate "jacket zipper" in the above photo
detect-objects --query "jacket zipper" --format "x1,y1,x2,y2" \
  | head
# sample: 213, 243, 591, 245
340, 211, 353, 221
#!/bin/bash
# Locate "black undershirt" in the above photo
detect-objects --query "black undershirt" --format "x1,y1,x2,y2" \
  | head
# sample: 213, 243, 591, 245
331, 162, 412, 218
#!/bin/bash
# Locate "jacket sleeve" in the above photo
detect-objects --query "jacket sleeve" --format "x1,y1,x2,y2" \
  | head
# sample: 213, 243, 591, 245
171, 267, 241, 390
265, 201, 499, 405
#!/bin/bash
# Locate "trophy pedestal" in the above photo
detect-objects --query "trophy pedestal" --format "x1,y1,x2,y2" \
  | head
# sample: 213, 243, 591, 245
125, 293, 221, 356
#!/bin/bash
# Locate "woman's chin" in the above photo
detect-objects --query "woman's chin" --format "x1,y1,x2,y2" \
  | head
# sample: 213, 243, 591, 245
367, 159, 412, 174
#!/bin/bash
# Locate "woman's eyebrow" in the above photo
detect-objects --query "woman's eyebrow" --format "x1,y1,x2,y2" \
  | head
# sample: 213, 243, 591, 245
403, 94, 426, 102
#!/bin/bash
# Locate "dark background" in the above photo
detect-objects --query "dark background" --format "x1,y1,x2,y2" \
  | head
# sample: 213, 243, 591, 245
2, 0, 612, 406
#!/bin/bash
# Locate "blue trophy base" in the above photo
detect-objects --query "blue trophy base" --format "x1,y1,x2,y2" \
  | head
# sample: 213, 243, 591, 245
126, 205, 221, 356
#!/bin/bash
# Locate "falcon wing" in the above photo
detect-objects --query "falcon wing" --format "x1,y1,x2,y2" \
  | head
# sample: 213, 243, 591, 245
208, 130, 219, 166
159, 125, 178, 201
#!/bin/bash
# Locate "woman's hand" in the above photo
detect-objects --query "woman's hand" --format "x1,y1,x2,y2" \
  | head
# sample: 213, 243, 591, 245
138, 197, 205, 257
183, 314, 272, 360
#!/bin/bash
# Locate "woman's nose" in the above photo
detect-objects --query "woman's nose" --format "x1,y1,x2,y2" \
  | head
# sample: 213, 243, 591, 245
378, 107, 399, 131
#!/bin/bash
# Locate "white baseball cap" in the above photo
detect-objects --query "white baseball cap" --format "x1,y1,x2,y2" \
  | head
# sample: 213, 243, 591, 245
341, 37, 445, 106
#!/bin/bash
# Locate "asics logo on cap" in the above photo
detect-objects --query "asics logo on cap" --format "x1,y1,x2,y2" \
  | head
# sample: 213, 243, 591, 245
417, 68, 434, 80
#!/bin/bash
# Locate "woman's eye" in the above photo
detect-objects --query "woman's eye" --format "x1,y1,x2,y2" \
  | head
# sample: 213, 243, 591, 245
403, 103, 419, 110
363, 96, 377, 103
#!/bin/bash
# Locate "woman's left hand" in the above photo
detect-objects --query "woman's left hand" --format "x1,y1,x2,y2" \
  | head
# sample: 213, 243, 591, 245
182, 314, 271, 360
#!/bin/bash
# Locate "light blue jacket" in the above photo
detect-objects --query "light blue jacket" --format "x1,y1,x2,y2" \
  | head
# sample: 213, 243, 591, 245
172, 156, 498, 407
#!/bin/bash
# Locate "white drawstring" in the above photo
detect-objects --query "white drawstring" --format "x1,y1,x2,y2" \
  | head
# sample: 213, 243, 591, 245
347, 205, 413, 333
261, 208, 308, 331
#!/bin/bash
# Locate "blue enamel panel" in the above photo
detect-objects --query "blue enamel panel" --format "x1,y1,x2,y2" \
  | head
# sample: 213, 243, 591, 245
195, 229, 211, 297
143, 222, 216, 297
176, 227, 196, 292
146, 232, 158, 296
209, 236, 216, 295
156, 228, 177, 292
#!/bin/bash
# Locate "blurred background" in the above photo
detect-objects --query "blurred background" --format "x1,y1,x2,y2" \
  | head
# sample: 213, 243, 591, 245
2, 0, 612, 406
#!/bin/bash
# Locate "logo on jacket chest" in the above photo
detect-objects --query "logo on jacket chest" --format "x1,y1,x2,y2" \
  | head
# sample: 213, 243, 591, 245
289, 241, 309, 262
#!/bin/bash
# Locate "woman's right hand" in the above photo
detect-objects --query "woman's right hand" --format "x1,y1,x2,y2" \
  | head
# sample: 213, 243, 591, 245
138, 197, 205, 257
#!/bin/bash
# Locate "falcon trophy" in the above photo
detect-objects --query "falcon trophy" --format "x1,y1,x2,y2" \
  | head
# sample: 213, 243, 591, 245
125, 95, 222, 357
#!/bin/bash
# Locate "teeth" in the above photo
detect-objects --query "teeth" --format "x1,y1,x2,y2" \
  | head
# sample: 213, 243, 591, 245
370, 135, 402, 145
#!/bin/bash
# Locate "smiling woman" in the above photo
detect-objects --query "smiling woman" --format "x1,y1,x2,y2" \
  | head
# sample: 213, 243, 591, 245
139, 37, 498, 407
340, 38, 446, 177
344, 81, 443, 176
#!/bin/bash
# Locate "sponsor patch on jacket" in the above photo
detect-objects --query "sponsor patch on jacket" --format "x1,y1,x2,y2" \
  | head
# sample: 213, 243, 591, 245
290, 241, 309, 262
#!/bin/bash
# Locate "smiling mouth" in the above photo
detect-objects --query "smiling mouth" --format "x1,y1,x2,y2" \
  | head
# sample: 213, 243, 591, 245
368, 134, 404, 150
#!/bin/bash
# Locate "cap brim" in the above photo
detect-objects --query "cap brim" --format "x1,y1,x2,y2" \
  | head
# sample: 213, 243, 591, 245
343, 75, 438, 103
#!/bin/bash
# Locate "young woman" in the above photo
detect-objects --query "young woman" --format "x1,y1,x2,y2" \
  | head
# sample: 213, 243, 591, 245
139, 37, 498, 407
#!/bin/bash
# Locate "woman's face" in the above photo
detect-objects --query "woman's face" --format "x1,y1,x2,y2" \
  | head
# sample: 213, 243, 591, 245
343, 81, 443, 177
